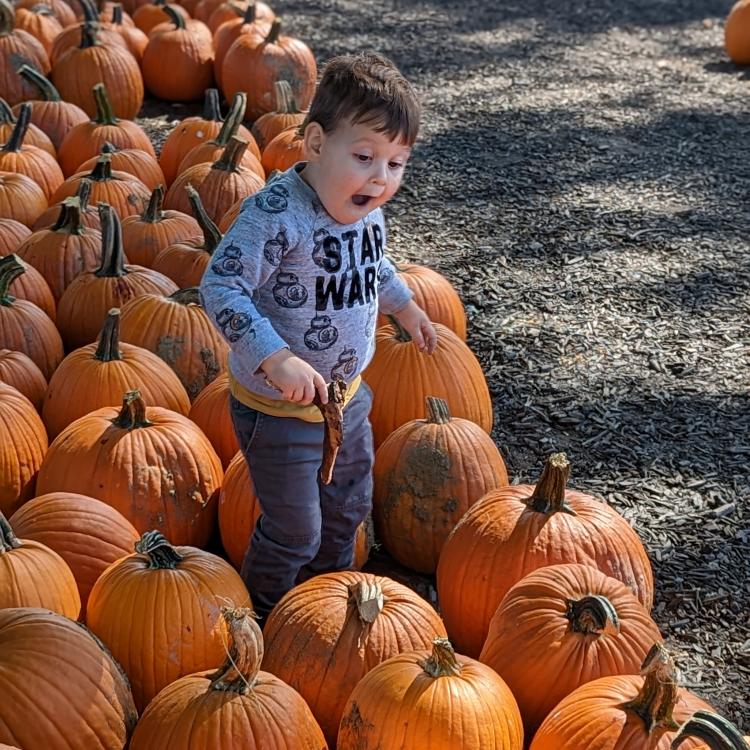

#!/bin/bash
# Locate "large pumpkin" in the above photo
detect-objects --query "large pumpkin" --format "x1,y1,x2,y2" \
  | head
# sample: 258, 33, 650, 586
87, 529, 250, 711
373, 396, 508, 573
529, 645, 713, 750
480, 563, 662, 736
36, 389, 222, 546
129, 607, 327, 750
43, 308, 191, 438
262, 571, 448, 747
119, 286, 229, 399
0, 349, 46, 409
337, 636, 524, 750
364, 319, 492, 447
0, 511, 80, 617
0, 607, 137, 748
436, 452, 654, 657
9, 491, 139, 619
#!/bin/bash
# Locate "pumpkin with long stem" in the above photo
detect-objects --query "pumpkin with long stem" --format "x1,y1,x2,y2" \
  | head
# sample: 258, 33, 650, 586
121, 184, 201, 266
373, 396, 508, 573
0, 608, 137, 748
43, 308, 190, 437
480, 563, 662, 736
105, 2, 148, 60
0, 381, 48, 515
437, 452, 654, 657
132, 0, 188, 34
56, 203, 177, 349
87, 529, 249, 711
672, 711, 750, 749
0, 349, 46, 409
0, 96, 55, 156
76, 141, 166, 190
13, 65, 88, 150
338, 635, 524, 749
251, 79, 306, 152
119, 287, 228, 399
129, 607, 327, 749
0, 255, 63, 378
57, 82, 155, 176
212, 1, 270, 87
32, 176, 102, 231
3, 254, 55, 319
14, 5, 62, 55
0, 218, 30, 254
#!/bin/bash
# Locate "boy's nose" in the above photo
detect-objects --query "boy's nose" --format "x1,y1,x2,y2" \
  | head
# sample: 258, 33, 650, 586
370, 161, 387, 185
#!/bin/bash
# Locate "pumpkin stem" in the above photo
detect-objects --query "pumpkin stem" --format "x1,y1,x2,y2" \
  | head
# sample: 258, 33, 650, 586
79, 0, 100, 24
170, 287, 202, 305
79, 21, 100, 47
162, 4, 185, 29
211, 93, 246, 148
418, 637, 462, 678
111, 3, 123, 24
425, 397, 451, 425
385, 314, 412, 342
88, 152, 114, 181
141, 185, 165, 223
566, 595, 621, 636
75, 177, 93, 212
0, 512, 21, 553
134, 529, 184, 569
185, 184, 222, 253
273, 80, 299, 114
0, 254, 24, 305
672, 711, 750, 750
16, 65, 62, 102
2, 102, 31, 153
92, 83, 119, 125
95, 204, 128, 277
264, 17, 280, 44
208, 607, 263, 694
526, 452, 577, 515
622, 644, 680, 735
94, 308, 123, 361
241, 2, 256, 23
201, 88, 222, 122
0, 0, 14, 35
348, 580, 384, 623
211, 135, 248, 173
51, 196, 86, 235
112, 389, 153, 429
0, 97, 14, 124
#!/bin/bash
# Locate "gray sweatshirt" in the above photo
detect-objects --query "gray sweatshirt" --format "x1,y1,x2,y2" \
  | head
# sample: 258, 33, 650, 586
199, 163, 413, 399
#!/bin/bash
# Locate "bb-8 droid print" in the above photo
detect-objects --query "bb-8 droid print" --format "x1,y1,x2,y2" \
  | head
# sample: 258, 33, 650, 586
331, 348, 358, 380
211, 242, 244, 276
304, 315, 339, 351
272, 272, 308, 308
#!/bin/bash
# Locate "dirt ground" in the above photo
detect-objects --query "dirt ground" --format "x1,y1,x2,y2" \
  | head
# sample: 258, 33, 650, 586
141, 0, 750, 725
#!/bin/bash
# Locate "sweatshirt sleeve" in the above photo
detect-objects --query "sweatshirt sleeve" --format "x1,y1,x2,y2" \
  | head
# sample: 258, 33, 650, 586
199, 194, 299, 375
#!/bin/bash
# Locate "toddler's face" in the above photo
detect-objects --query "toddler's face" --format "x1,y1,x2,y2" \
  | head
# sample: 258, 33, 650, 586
305, 119, 412, 225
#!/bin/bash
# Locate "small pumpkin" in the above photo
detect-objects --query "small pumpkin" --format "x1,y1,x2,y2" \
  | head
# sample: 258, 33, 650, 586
0, 349, 46, 409
212, 1, 269, 87
338, 636, 524, 750
261, 122, 305, 174
672, 711, 750, 749
129, 607, 327, 750
87, 529, 250, 711
207, 0, 273, 33
132, 0, 189, 34
251, 79, 306, 152
0, 217, 30, 254
104, 2, 148, 60
725, 0, 750, 65
0, 171, 46, 228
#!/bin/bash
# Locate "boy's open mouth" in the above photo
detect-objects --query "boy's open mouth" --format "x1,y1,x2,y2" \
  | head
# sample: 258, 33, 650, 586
351, 194, 372, 206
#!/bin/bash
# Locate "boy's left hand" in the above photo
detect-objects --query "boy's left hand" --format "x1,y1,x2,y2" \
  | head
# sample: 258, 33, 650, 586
392, 300, 438, 354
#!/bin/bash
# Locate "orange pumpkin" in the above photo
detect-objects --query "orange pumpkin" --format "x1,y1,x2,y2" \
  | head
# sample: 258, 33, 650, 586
189, 371, 237, 468
105, 2, 149, 60
261, 123, 304, 174
0, 381, 48, 515
262, 571, 448, 747
0, 511, 80, 617
17, 0, 75, 26
338, 636, 524, 750
76, 141, 166, 190
43, 308, 190, 438
480, 563, 663, 736
0, 255, 63, 378
32, 176, 101, 232
725, 0, 750, 64
529, 645, 713, 750
129, 607, 327, 750
56, 203, 178, 350
672, 711, 750, 749
364, 319, 492, 447
13, 5, 61, 55
251, 79, 306, 152
0, 171, 46, 228
212, 2, 269, 88
0, 349, 46, 410
436, 453, 655, 657
218, 193, 244, 232
0, 96, 55, 156
132, 0, 189, 33
57, 82, 155, 177
0, 218, 30, 254
0, 608, 137, 748
119, 287, 229, 399
49, 17, 128, 68
87, 529, 250, 711
4, 254, 55, 319
206, 0, 273, 31
121, 184, 201, 266
373, 396, 508, 573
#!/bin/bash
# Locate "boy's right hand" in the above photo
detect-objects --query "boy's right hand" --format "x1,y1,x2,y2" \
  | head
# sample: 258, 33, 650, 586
260, 349, 329, 405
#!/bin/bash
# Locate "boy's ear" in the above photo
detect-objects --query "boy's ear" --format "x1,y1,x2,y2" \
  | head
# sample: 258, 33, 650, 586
303, 121, 325, 161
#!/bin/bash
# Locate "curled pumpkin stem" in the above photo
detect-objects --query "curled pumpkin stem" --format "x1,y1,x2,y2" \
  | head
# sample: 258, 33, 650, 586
418, 637, 462, 678
208, 607, 263, 694
135, 530, 184, 569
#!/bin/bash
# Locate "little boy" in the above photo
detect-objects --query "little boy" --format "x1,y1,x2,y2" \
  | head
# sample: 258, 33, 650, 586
200, 51, 437, 623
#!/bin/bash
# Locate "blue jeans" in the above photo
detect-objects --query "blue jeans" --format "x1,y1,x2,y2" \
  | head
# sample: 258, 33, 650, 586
230, 383, 374, 619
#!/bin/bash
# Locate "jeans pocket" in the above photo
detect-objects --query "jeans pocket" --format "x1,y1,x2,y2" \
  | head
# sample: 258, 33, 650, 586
230, 396, 264, 452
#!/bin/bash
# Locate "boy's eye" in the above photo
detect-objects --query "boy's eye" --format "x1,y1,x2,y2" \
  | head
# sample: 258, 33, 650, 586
355, 154, 371, 162
389, 161, 404, 170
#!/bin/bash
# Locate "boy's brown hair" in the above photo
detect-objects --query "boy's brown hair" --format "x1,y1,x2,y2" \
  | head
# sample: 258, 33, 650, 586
305, 52, 421, 146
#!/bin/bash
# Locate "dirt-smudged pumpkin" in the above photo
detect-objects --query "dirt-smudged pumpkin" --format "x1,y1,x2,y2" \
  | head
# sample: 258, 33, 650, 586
87, 529, 250, 711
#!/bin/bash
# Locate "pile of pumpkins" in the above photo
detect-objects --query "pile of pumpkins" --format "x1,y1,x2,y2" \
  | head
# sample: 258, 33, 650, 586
0, 0, 747, 746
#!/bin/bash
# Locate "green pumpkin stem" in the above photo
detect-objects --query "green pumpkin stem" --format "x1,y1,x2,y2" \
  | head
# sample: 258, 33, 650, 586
348, 580, 384, 623
0, 512, 21, 553
0, 0, 15, 35
425, 397, 451, 425
212, 135, 248, 173
527, 452, 577, 515
16, 65, 61, 101
95, 204, 128, 277
419, 637, 461, 678
671, 711, 750, 749
211, 93, 246, 148
51, 196, 86, 235
80, 22, 100, 48
185, 184, 222, 253
112, 389, 153, 430
94, 308, 123, 361
386, 314, 411, 342
0, 254, 24, 305
0, 97, 14, 124
273, 80, 299, 114
134, 530, 184, 568
79, 0, 100, 23
566, 595, 620, 636
201, 88, 222, 121
88, 152, 114, 181
92, 83, 119, 125
2, 102, 31, 153
264, 17, 280, 44
162, 5, 185, 29
208, 607, 263, 694
622, 644, 680, 735
141, 185, 165, 223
